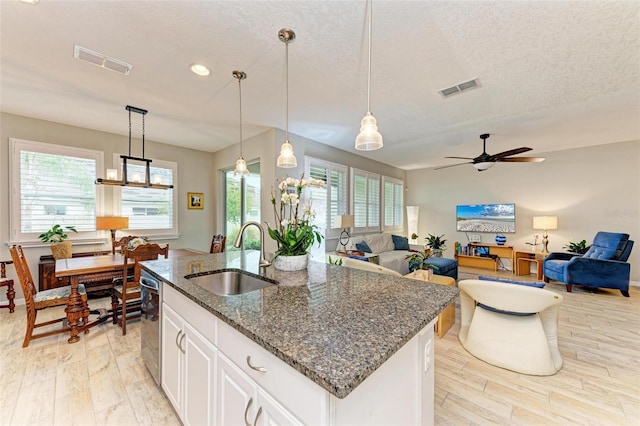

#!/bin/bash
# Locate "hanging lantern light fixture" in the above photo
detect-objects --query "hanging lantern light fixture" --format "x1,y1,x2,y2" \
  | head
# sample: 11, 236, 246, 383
232, 70, 249, 177
95, 105, 173, 189
276, 28, 298, 168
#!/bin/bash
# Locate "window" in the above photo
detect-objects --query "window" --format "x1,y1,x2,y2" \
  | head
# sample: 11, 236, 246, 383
351, 168, 380, 233
224, 162, 261, 251
383, 176, 404, 231
10, 138, 103, 242
306, 157, 348, 240
113, 155, 177, 236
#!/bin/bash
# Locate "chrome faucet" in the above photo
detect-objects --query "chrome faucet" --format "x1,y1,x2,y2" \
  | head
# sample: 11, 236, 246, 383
234, 221, 271, 268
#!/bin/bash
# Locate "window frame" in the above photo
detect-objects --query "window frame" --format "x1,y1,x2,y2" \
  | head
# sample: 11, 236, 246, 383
9, 138, 105, 245
350, 167, 381, 234
111, 153, 179, 238
382, 176, 404, 233
305, 157, 348, 240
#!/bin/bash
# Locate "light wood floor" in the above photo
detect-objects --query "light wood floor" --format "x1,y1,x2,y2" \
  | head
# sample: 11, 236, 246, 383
0, 269, 638, 425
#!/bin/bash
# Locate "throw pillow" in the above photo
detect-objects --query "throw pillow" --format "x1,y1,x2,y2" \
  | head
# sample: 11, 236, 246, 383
391, 235, 409, 250
363, 234, 395, 253
355, 241, 372, 253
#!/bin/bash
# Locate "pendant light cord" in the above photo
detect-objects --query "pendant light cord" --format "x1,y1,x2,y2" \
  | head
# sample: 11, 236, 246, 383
285, 40, 289, 141
367, 0, 372, 114
238, 77, 243, 156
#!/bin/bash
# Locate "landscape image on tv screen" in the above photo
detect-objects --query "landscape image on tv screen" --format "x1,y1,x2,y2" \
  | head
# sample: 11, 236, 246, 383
456, 203, 516, 233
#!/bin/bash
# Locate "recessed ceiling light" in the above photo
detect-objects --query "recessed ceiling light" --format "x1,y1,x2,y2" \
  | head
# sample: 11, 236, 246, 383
190, 64, 210, 76
20, 0, 40, 4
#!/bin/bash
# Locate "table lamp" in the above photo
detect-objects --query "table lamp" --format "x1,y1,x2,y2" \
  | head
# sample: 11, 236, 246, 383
533, 216, 558, 253
96, 216, 129, 254
335, 215, 354, 253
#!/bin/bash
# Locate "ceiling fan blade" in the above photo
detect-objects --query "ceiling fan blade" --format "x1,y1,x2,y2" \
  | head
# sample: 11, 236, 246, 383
434, 162, 473, 170
444, 156, 475, 160
492, 147, 532, 159
499, 157, 546, 163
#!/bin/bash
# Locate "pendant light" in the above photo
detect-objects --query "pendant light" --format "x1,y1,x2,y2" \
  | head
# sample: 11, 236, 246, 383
276, 28, 298, 169
232, 70, 249, 177
95, 105, 173, 189
355, 0, 383, 151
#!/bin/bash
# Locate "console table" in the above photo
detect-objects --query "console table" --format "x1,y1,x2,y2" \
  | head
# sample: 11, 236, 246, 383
454, 242, 515, 272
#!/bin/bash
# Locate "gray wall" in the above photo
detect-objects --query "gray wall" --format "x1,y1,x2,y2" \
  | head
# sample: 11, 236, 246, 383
406, 140, 640, 282
1, 112, 215, 300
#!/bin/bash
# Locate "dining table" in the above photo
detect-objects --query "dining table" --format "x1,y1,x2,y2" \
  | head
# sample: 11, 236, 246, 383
55, 247, 203, 343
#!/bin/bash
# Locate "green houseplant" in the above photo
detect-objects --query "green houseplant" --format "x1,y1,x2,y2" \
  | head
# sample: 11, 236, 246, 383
425, 234, 447, 257
39, 224, 77, 259
564, 239, 591, 254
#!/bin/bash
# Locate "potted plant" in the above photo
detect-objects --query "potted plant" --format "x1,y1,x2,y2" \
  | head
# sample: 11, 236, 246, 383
38, 224, 77, 260
406, 250, 439, 279
564, 239, 591, 255
425, 234, 447, 257
267, 173, 326, 271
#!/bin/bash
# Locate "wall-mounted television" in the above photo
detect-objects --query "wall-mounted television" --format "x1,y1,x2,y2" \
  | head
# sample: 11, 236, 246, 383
456, 203, 516, 233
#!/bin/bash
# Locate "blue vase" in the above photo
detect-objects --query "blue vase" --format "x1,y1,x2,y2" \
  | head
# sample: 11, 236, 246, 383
495, 235, 506, 245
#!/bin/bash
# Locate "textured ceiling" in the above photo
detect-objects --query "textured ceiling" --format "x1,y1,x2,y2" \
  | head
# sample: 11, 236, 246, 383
1, 0, 639, 170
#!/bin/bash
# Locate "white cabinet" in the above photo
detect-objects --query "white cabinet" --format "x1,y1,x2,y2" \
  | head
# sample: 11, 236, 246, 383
162, 286, 218, 426
217, 353, 301, 426
161, 283, 438, 425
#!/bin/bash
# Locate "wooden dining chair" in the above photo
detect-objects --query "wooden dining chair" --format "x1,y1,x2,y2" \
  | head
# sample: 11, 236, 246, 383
113, 235, 140, 253
0, 259, 16, 313
112, 243, 168, 335
210, 234, 226, 254
9, 245, 89, 347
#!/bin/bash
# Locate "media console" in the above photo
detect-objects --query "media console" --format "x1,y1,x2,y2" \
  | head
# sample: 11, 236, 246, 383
454, 242, 515, 272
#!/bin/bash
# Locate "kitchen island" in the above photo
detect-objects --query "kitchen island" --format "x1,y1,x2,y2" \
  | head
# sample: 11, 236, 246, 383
141, 250, 458, 425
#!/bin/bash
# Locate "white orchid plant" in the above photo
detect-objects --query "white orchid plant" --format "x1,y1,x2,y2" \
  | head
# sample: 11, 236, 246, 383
267, 174, 325, 258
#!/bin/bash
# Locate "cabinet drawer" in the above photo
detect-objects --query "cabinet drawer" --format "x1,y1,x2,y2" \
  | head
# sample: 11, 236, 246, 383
218, 320, 328, 424
163, 284, 217, 345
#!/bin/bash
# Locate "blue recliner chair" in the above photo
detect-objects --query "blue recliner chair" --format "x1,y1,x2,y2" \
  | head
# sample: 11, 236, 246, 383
543, 232, 634, 297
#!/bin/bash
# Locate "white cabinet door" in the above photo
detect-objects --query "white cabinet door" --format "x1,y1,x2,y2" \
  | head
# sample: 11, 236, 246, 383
183, 322, 217, 426
217, 353, 257, 426
161, 303, 184, 414
256, 388, 302, 426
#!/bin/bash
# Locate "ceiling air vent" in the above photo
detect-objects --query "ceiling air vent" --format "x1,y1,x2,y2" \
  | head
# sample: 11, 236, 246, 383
438, 78, 480, 98
73, 45, 133, 75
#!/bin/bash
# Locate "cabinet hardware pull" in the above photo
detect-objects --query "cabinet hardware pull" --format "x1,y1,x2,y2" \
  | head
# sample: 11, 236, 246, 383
175, 330, 182, 349
244, 397, 253, 426
178, 332, 186, 353
253, 406, 263, 426
246, 356, 267, 372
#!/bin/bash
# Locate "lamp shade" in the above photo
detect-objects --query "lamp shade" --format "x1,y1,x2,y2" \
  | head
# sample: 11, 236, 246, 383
533, 216, 557, 230
334, 215, 354, 229
406, 206, 419, 242
96, 216, 129, 230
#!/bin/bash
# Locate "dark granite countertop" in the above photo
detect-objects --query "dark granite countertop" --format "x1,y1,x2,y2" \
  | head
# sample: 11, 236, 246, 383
141, 250, 458, 399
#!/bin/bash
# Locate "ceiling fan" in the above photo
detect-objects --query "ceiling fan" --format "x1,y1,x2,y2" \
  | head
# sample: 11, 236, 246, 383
435, 133, 545, 171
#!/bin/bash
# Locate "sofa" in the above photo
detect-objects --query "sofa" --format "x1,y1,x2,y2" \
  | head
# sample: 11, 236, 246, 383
339, 233, 422, 276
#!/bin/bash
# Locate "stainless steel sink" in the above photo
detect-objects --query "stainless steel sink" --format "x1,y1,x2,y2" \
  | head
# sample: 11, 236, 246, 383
186, 270, 276, 296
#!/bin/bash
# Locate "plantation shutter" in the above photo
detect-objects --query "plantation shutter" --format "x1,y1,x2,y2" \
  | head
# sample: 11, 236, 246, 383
11, 138, 101, 239
383, 177, 403, 231
352, 168, 380, 232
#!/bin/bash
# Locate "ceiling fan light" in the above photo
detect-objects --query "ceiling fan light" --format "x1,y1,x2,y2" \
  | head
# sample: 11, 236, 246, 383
276, 140, 297, 168
473, 162, 495, 171
234, 157, 249, 177
355, 112, 383, 151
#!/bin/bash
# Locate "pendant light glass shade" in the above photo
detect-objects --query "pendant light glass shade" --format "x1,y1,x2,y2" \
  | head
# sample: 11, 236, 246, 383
355, 112, 383, 150
277, 28, 297, 169
277, 140, 297, 168
232, 70, 250, 177
355, 0, 383, 151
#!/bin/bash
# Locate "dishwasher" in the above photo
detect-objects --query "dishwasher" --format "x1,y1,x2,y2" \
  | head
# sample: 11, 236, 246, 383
140, 270, 161, 386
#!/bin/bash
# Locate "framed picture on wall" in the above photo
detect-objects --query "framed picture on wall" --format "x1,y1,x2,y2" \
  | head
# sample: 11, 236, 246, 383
187, 192, 203, 209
